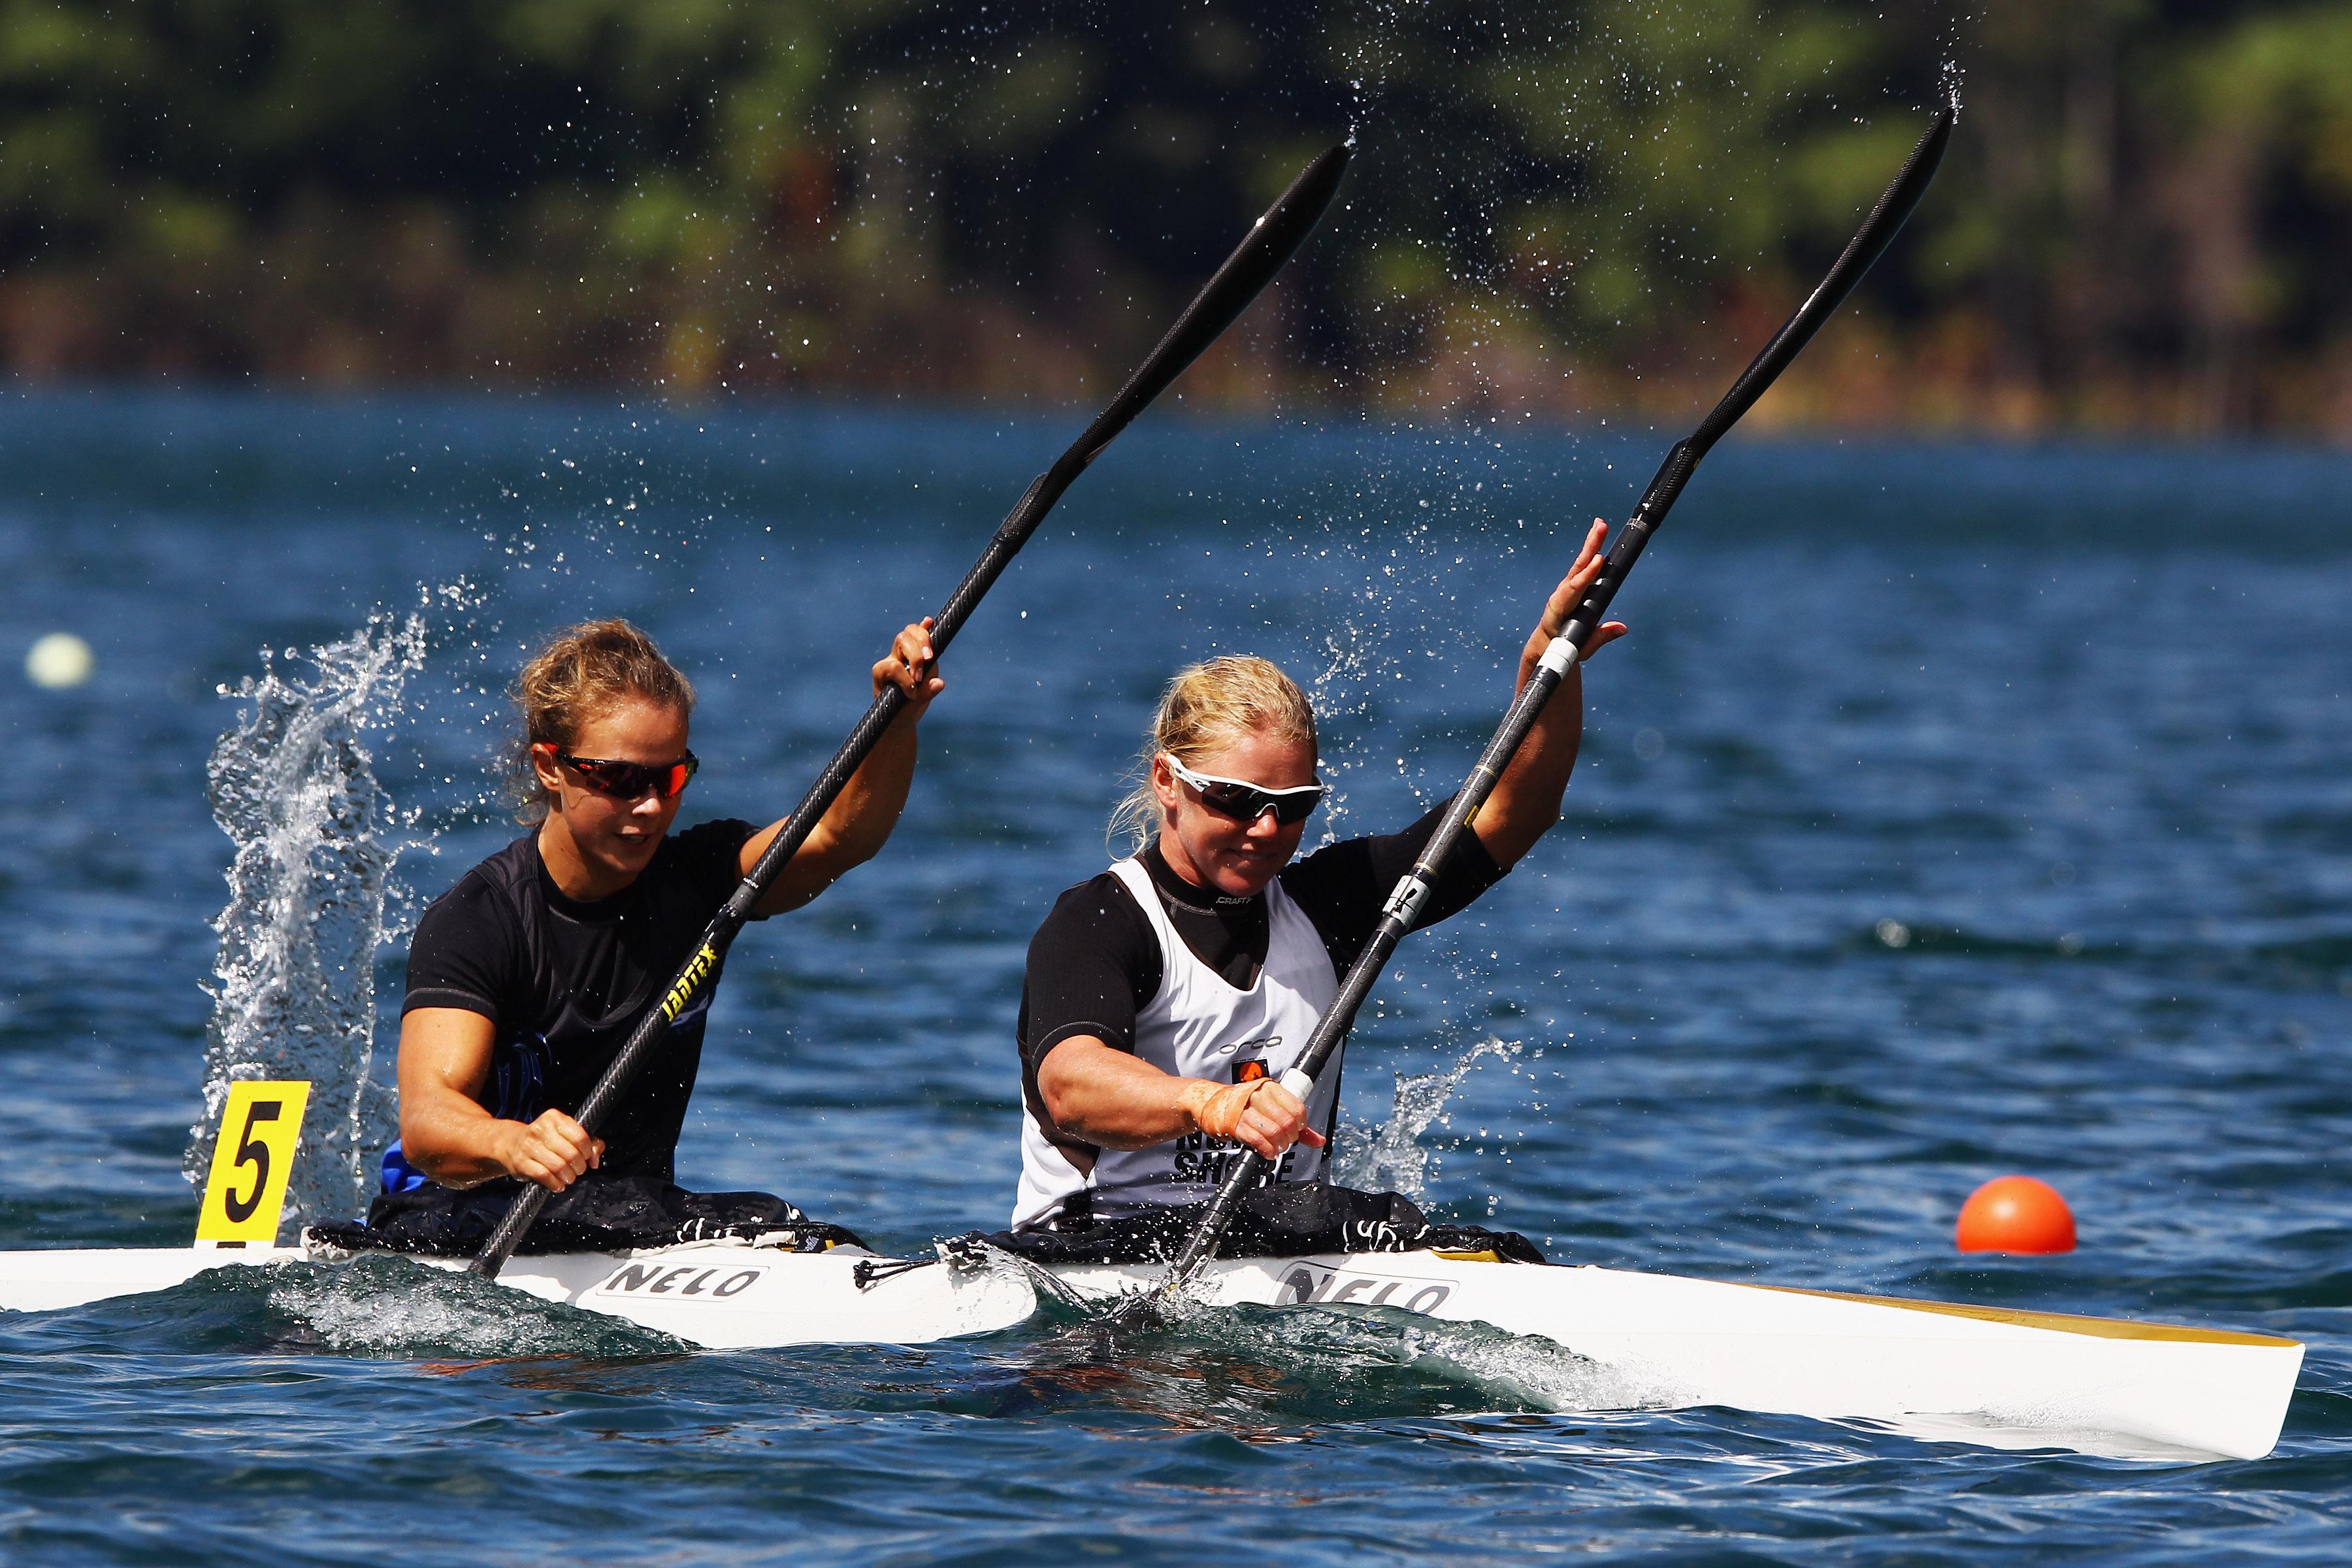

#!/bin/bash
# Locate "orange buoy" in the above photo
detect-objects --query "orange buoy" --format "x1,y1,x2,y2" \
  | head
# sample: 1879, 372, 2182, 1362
1955, 1175, 2076, 1254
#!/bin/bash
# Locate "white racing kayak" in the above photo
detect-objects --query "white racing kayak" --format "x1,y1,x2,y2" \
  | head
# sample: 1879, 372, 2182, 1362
0, 1236, 1037, 1350
0, 1235, 2301, 1461
1046, 1249, 2305, 1462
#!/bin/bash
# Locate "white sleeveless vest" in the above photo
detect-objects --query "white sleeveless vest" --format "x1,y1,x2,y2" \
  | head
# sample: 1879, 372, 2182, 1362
1013, 857, 1341, 1229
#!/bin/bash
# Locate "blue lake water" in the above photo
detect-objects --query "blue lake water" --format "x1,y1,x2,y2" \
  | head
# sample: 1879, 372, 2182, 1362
2, 389, 2349, 1562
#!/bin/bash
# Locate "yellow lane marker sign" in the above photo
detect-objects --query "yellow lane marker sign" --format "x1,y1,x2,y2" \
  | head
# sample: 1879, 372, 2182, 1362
195, 1081, 311, 1248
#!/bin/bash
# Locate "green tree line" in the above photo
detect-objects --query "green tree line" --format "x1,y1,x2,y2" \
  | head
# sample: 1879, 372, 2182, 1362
3, 1, 2348, 434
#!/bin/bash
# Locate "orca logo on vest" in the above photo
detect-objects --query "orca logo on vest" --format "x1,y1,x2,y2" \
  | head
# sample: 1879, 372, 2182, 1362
1218, 1032, 1282, 1064
589, 1260, 766, 1299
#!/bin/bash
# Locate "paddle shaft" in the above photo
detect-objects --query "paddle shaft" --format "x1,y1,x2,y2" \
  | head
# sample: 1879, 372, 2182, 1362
470, 140, 1354, 1279
1154, 107, 1955, 1295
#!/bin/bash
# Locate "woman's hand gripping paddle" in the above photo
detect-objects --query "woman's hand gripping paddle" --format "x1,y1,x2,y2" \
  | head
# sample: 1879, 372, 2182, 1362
469, 140, 1354, 1279
1124, 106, 1954, 1325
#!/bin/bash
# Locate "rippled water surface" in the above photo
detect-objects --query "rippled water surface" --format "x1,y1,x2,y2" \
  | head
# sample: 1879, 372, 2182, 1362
3, 392, 2349, 1563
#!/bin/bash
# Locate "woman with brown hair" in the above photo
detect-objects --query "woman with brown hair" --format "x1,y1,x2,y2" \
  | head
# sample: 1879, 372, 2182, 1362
1009, 523, 1625, 1250
364, 615, 941, 1250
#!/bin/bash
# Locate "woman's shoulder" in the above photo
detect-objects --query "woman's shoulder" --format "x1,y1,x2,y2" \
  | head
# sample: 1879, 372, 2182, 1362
1030, 867, 1151, 950
408, 836, 536, 966
421, 834, 538, 915
1042, 865, 1142, 917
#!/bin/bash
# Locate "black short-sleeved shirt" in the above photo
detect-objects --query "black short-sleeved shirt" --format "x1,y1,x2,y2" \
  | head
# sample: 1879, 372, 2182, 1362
1017, 802, 1508, 1096
398, 819, 760, 1182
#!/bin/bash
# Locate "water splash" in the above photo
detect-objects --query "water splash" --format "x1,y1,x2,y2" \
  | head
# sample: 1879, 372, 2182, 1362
1939, 57, 1967, 117
1335, 1037, 1522, 1201
1299, 1307, 1688, 1415
267, 1254, 679, 1359
1017, 1296, 1683, 1429
1304, 615, 1380, 844
186, 612, 429, 1235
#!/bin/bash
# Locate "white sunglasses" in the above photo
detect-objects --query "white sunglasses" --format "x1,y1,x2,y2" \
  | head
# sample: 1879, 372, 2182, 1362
1163, 754, 1328, 826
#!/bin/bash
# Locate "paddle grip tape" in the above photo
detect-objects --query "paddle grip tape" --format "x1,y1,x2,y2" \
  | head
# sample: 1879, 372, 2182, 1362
1382, 873, 1432, 928
1279, 1068, 1313, 1101
1536, 634, 1580, 678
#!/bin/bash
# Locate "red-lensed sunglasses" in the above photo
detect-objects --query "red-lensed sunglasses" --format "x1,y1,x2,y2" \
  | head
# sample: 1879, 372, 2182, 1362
550, 747, 699, 800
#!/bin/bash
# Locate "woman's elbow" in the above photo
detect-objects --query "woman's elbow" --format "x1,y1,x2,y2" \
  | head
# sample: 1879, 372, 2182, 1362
802, 825, 883, 885
1036, 1055, 1113, 1145
1480, 806, 1560, 871
397, 1101, 430, 1158
399, 1126, 456, 1186
397, 1094, 478, 1186
1037, 1074, 1084, 1139
396, 1111, 449, 1178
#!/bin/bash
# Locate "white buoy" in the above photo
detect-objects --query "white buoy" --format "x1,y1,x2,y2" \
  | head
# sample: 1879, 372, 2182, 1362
25, 632, 93, 689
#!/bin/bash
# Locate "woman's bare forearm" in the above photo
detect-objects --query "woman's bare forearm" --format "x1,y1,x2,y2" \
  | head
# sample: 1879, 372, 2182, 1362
1036, 1037, 1200, 1149
1473, 660, 1584, 868
395, 1007, 601, 1192
400, 1082, 519, 1188
1470, 519, 1627, 870
1036, 1037, 1319, 1160
750, 619, 941, 915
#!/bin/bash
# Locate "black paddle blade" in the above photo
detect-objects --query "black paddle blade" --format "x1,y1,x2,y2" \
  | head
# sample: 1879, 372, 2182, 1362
1071, 141, 1352, 470
1692, 106, 1954, 456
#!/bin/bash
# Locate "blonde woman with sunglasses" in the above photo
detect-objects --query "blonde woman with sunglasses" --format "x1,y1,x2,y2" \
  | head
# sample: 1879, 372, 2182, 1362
1010, 524, 1626, 1241
366, 615, 940, 1252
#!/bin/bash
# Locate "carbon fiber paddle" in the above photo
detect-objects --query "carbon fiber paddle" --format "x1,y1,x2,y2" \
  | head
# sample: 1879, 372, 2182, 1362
1135, 106, 1955, 1317
471, 140, 1354, 1279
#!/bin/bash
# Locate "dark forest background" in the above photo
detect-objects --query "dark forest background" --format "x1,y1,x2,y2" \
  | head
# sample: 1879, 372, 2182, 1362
5, 1, 2349, 435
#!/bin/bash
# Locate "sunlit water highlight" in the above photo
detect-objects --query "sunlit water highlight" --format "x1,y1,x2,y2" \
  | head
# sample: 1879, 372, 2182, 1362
3, 393, 2350, 1563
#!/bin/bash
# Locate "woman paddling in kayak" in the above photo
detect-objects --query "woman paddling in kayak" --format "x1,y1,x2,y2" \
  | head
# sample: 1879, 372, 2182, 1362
358, 615, 941, 1253
1005, 523, 1624, 1254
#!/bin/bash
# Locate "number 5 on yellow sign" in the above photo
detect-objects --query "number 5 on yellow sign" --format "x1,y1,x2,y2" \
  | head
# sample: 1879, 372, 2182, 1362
195, 1081, 311, 1248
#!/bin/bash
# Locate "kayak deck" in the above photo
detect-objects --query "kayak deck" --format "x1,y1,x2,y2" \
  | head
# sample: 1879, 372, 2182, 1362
0, 1239, 2301, 1460
1047, 1251, 2303, 1461
0, 1237, 1037, 1350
